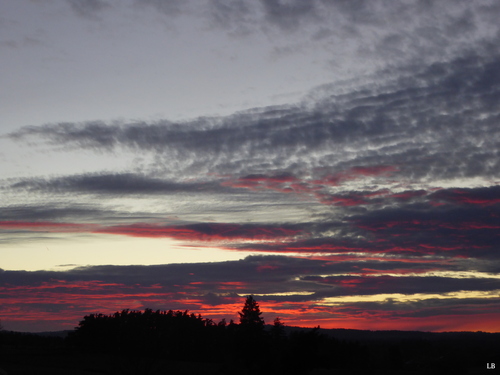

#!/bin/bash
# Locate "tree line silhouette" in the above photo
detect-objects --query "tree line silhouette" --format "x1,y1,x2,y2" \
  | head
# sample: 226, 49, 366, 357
3, 296, 494, 374
66, 295, 368, 374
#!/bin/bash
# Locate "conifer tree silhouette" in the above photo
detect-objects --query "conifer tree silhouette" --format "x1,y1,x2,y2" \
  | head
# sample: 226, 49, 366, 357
271, 317, 285, 340
238, 295, 264, 329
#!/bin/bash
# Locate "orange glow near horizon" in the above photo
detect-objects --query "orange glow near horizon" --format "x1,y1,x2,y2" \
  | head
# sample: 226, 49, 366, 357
279, 313, 500, 333
2, 283, 499, 333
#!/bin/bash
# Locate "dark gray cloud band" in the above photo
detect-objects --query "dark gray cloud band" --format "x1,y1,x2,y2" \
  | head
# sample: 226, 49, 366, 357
8, 52, 500, 182
2, 255, 498, 331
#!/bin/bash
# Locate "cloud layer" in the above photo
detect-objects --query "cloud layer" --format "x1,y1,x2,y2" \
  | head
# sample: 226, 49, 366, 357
2, 255, 499, 332
10, 52, 500, 182
1, 0, 499, 332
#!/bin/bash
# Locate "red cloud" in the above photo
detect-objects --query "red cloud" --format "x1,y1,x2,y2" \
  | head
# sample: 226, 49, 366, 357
315, 188, 426, 207
221, 174, 299, 193
315, 193, 366, 206
357, 219, 500, 234
256, 264, 279, 272
3, 277, 499, 333
388, 190, 427, 200
349, 165, 398, 176
221, 166, 398, 203
294, 255, 443, 263
0, 219, 304, 245
431, 187, 500, 206
284, 313, 500, 332
94, 223, 302, 242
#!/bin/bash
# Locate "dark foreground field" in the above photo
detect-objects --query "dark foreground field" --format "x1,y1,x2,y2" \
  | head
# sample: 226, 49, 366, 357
1, 327, 498, 375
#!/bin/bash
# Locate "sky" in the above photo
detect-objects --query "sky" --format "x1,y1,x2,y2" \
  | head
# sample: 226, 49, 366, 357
1, 0, 499, 333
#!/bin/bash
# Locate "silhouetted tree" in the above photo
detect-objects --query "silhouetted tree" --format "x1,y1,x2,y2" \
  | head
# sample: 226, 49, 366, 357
270, 317, 285, 340
68, 308, 225, 362
235, 296, 268, 371
238, 295, 264, 329
217, 318, 226, 328
66, 303, 373, 373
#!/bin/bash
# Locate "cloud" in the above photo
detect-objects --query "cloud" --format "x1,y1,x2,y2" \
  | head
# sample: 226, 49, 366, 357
302, 275, 500, 297
0, 204, 106, 222
0, 220, 95, 232
8, 52, 500, 183
349, 199, 500, 259
259, 0, 317, 31
206, 0, 256, 36
0, 255, 452, 291
67, 0, 110, 18
2, 255, 499, 331
134, 0, 185, 17
205, 0, 500, 75
224, 186, 500, 264
0, 219, 304, 246
94, 222, 303, 242
3, 0, 500, 332
431, 186, 500, 206
9, 173, 227, 195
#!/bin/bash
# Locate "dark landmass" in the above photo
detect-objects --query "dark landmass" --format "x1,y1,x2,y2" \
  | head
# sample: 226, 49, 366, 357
27, 325, 500, 343
1, 307, 498, 375
30, 330, 74, 338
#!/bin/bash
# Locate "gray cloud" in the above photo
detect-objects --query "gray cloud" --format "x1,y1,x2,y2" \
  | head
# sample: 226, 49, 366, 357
9, 173, 227, 195
52, 0, 500, 84
260, 0, 317, 31
207, 0, 500, 74
332, 297, 500, 321
0, 255, 470, 294
207, 0, 256, 36
0, 256, 316, 288
348, 199, 500, 258
226, 185, 500, 265
0, 204, 105, 222
5, 51, 499, 272
134, 0, 185, 17
303, 275, 500, 297
67, 0, 110, 18
9, 52, 500, 182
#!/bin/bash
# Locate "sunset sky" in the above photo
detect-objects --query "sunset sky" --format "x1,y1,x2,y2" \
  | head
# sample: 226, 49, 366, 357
1, 0, 500, 333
